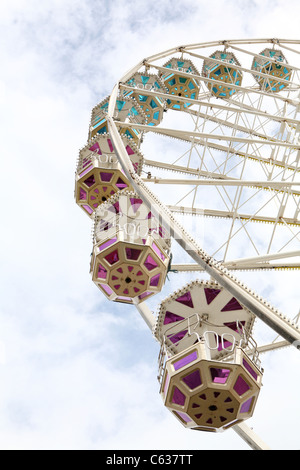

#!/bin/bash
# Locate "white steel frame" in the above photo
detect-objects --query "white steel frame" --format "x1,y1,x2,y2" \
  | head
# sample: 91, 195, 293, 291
106, 39, 300, 450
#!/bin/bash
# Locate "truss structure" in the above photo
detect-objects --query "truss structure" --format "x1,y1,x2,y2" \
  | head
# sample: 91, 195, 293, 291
89, 39, 300, 450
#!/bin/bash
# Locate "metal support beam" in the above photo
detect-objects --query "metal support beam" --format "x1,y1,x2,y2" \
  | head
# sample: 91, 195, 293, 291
256, 340, 290, 354
119, 83, 300, 127
105, 40, 300, 451
144, 159, 233, 179
143, 176, 300, 191
134, 300, 155, 330
180, 47, 300, 83
228, 42, 300, 73
144, 160, 300, 198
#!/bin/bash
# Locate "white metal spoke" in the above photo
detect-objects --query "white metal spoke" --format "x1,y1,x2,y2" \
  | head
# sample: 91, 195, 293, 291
145, 61, 299, 104
143, 177, 300, 190
117, 121, 299, 150
171, 250, 300, 271
181, 48, 299, 87
167, 205, 300, 227
117, 121, 300, 171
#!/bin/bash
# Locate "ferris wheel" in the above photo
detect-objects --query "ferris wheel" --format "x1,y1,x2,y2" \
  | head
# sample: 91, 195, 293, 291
75, 39, 300, 450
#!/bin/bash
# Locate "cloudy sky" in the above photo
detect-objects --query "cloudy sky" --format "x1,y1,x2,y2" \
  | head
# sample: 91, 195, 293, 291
0, 0, 299, 451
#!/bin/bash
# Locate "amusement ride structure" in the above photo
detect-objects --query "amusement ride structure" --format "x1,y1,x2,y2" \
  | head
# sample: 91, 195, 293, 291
75, 39, 300, 450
